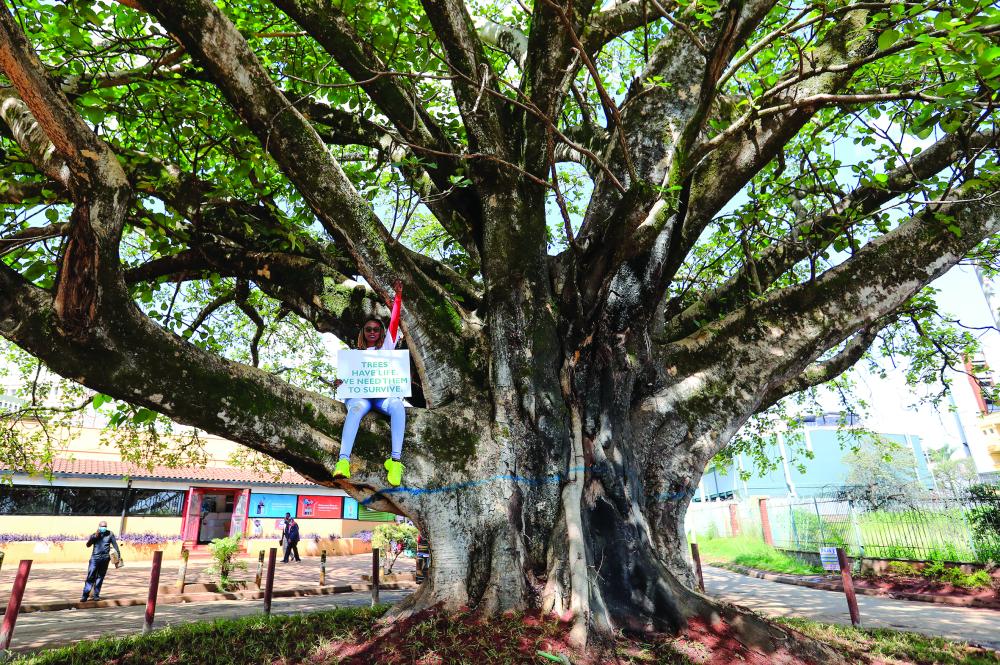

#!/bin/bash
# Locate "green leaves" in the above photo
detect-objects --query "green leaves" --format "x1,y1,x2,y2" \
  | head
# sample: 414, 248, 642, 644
877, 28, 900, 51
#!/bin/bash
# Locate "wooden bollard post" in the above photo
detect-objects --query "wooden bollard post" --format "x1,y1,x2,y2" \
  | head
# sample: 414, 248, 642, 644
176, 547, 189, 593
690, 543, 705, 592
255, 549, 265, 589
320, 550, 327, 586
728, 504, 741, 536
263, 547, 277, 615
0, 560, 32, 652
371, 547, 380, 606
143, 551, 164, 633
835, 547, 861, 627
0, 551, 5, 576
758, 498, 775, 546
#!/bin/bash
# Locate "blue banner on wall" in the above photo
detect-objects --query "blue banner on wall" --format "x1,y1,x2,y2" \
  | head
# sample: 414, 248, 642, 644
249, 493, 298, 518
343, 497, 358, 520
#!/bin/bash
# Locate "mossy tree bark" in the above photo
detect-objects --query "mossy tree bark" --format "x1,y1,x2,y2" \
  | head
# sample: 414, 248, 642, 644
1, 0, 998, 655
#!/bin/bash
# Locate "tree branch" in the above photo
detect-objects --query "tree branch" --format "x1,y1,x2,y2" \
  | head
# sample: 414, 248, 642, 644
0, 91, 70, 186
234, 279, 265, 367
0, 176, 55, 204
419, 0, 510, 158
664, 178, 1000, 424
664, 128, 1000, 340
123, 243, 387, 343
759, 325, 881, 408
474, 16, 527, 65
186, 290, 234, 334
0, 1, 132, 338
568, 0, 778, 333
271, 0, 483, 260
1, 255, 471, 503
140, 0, 482, 404
0, 222, 68, 256
582, 0, 666, 56
641, 8, 880, 336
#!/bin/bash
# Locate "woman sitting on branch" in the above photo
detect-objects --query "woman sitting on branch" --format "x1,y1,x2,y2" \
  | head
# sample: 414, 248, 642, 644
333, 279, 407, 486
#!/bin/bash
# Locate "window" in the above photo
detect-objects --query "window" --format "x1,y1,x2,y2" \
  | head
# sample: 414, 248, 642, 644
56, 488, 127, 515
803, 411, 861, 427
968, 354, 1000, 414
0, 485, 187, 516
126, 489, 185, 516
0, 486, 59, 515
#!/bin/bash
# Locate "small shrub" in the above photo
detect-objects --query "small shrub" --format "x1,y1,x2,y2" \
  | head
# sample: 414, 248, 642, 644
206, 535, 247, 590
935, 566, 993, 589
372, 523, 418, 574
885, 561, 920, 577
922, 560, 948, 579
968, 482, 1000, 562
916, 560, 994, 589
962, 570, 994, 588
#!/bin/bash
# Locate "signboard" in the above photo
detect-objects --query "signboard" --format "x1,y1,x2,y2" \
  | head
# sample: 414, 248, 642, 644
297, 495, 343, 519
819, 546, 840, 571
343, 497, 359, 520
229, 489, 250, 537
336, 350, 411, 399
250, 493, 297, 518
358, 505, 397, 522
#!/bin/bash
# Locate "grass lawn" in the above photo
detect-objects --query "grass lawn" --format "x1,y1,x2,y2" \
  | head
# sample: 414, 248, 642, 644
697, 536, 825, 575
777, 617, 1000, 665
9, 604, 998, 664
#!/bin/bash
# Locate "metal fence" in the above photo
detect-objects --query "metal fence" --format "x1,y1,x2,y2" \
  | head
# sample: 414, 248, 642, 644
686, 492, 1000, 564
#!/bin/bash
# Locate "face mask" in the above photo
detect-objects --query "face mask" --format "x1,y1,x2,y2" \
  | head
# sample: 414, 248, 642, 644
98, 527, 107, 533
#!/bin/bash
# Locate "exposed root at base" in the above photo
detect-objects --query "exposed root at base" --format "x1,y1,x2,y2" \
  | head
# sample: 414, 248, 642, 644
335, 603, 907, 665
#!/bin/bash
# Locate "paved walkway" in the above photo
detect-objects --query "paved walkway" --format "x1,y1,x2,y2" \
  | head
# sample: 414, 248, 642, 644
0, 553, 413, 606
7, 561, 998, 656
4, 590, 412, 653
704, 566, 1000, 650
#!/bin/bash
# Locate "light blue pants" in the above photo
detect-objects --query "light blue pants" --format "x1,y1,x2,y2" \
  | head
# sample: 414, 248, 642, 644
339, 397, 406, 461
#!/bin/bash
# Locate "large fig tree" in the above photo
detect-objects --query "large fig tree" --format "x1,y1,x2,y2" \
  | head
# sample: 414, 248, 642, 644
1, 0, 998, 650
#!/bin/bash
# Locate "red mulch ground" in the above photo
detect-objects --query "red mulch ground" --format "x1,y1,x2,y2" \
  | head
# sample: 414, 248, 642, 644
854, 575, 1000, 609
299, 608, 843, 665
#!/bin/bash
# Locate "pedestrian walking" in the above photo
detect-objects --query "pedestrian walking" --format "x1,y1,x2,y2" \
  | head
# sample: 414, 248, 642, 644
282, 518, 301, 562
81, 520, 122, 602
279, 512, 291, 549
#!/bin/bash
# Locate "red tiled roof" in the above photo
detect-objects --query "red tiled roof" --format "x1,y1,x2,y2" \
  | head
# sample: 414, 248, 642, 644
6, 458, 315, 486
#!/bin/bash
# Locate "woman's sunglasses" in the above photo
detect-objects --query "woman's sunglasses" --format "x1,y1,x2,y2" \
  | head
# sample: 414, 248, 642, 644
364, 326, 382, 333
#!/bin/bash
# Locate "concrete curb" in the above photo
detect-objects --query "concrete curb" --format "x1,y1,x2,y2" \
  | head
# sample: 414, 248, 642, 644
713, 564, 999, 610
2, 582, 419, 615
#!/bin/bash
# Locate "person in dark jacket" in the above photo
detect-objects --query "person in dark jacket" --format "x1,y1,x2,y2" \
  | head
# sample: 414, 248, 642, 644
81, 520, 122, 602
282, 518, 301, 562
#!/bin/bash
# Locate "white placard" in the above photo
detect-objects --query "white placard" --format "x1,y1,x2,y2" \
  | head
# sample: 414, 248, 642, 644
819, 546, 840, 571
336, 350, 412, 399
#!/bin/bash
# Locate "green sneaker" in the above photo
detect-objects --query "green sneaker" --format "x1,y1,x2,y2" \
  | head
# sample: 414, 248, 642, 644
384, 458, 404, 487
334, 458, 351, 479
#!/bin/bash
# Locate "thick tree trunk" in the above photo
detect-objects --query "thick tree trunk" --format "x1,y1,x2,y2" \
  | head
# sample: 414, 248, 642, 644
2, 0, 996, 661
362, 364, 842, 661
